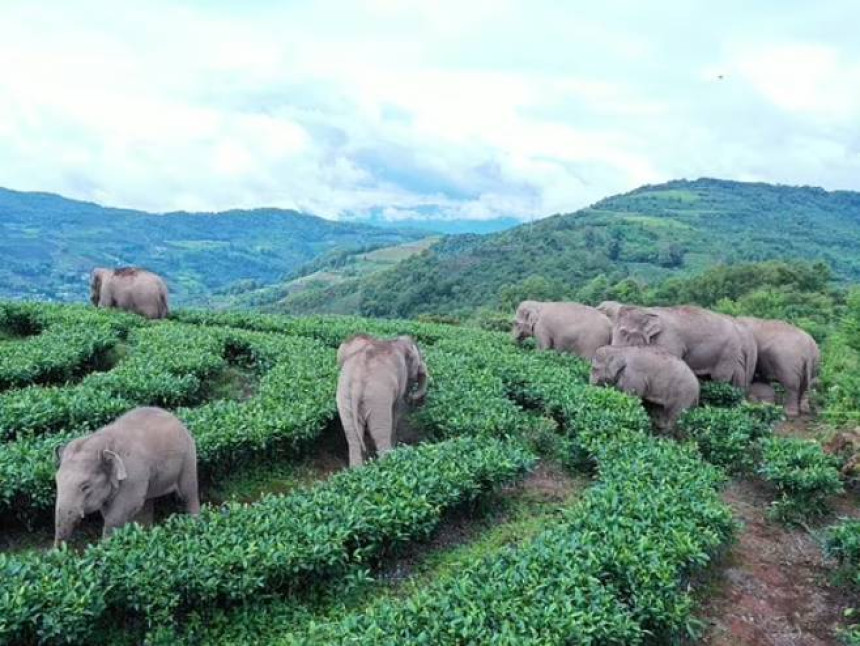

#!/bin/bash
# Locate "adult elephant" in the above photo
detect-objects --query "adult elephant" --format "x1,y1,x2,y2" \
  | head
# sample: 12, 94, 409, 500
512, 301, 612, 360
596, 300, 625, 323
738, 317, 820, 416
91, 267, 169, 319
612, 305, 757, 390
336, 334, 429, 467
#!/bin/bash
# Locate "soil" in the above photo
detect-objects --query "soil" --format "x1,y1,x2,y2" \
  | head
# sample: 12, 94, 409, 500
700, 415, 860, 646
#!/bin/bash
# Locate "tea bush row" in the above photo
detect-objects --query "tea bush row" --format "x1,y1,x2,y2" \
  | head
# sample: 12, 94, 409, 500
758, 436, 844, 522
290, 362, 736, 644
0, 329, 337, 518
0, 304, 142, 391
0, 437, 536, 644
0, 323, 229, 442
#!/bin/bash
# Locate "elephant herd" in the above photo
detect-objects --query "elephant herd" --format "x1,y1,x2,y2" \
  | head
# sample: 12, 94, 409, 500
56, 266, 817, 545
514, 299, 821, 431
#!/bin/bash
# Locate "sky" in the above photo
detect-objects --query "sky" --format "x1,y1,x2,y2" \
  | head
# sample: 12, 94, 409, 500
1, 0, 859, 222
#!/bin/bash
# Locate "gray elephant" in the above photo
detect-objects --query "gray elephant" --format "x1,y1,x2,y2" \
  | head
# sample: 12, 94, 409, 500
738, 317, 820, 416
590, 345, 700, 432
611, 305, 757, 390
512, 300, 612, 360
91, 267, 169, 319
54, 407, 199, 546
596, 300, 625, 323
336, 334, 429, 467
748, 381, 776, 405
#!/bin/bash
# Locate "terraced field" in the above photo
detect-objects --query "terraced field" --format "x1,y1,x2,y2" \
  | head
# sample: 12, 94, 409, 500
0, 302, 854, 645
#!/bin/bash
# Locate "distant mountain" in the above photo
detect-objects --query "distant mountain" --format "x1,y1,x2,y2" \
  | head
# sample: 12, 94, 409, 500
357, 217, 522, 235
0, 188, 426, 304
259, 178, 860, 318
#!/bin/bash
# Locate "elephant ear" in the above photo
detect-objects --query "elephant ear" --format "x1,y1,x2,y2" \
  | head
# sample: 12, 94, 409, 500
101, 449, 127, 488
54, 442, 68, 467
398, 336, 429, 402
642, 313, 662, 343
517, 302, 541, 334
90, 269, 105, 306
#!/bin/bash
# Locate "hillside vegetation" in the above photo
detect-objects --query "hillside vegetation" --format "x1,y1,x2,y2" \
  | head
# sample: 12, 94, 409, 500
0, 188, 425, 305
268, 178, 860, 318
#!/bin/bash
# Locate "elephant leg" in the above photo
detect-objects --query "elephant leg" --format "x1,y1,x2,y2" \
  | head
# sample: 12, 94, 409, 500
344, 423, 365, 468
178, 462, 201, 515
784, 386, 802, 418
800, 391, 812, 415
368, 405, 396, 459
131, 499, 155, 527
101, 484, 147, 538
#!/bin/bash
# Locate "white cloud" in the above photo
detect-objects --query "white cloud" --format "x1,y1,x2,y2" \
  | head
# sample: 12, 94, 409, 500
0, 0, 859, 221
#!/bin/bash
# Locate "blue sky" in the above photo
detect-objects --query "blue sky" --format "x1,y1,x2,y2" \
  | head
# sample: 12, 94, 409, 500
1, 0, 858, 221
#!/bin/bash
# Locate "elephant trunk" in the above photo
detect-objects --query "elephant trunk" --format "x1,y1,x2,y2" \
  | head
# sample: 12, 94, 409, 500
411, 367, 429, 404
54, 497, 84, 548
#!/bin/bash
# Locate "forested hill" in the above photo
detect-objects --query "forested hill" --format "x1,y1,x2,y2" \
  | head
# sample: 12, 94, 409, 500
272, 178, 860, 318
0, 188, 425, 303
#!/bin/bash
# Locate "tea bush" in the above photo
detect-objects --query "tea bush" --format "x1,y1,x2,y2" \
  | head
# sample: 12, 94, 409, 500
678, 404, 781, 472
758, 436, 844, 522
699, 381, 747, 408
825, 519, 860, 575
0, 324, 229, 441
290, 370, 735, 644
0, 437, 535, 644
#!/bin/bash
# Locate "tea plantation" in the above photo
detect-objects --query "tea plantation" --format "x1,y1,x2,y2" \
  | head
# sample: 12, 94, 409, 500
0, 302, 852, 645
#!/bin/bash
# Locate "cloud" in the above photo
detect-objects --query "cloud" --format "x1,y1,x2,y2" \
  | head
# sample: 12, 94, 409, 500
0, 0, 859, 221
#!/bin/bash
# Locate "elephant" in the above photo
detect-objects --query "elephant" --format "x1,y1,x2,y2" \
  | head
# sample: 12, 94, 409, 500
748, 381, 777, 405
336, 334, 429, 468
738, 317, 821, 417
512, 300, 612, 360
596, 300, 625, 323
54, 407, 199, 547
611, 305, 757, 390
591, 345, 700, 432
91, 267, 169, 319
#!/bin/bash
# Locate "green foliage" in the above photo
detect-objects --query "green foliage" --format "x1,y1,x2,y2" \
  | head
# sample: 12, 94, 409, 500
0, 187, 424, 304
825, 519, 860, 572
678, 404, 781, 472
267, 178, 860, 318
822, 289, 860, 426
291, 362, 735, 644
758, 437, 844, 523
0, 437, 535, 644
699, 381, 747, 408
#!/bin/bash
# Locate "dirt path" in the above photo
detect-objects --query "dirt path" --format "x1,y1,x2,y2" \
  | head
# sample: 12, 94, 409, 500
700, 417, 860, 646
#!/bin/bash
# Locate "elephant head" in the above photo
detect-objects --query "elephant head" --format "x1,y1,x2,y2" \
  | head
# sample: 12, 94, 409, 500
90, 268, 109, 306
613, 306, 661, 347
396, 335, 429, 404
54, 440, 126, 546
512, 301, 542, 343
597, 300, 624, 323
590, 346, 626, 386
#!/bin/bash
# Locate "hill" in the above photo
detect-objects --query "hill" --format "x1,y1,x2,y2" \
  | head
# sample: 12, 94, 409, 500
211, 236, 440, 312
269, 178, 860, 318
0, 187, 426, 304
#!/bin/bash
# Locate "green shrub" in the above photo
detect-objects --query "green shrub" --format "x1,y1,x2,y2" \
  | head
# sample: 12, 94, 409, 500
0, 437, 535, 644
825, 519, 860, 574
758, 437, 844, 522
698, 381, 746, 408
678, 404, 781, 472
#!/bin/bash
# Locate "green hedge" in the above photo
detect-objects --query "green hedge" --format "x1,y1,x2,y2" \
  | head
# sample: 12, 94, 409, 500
0, 324, 229, 442
0, 437, 535, 644
0, 330, 336, 518
678, 404, 782, 472
0, 304, 141, 392
289, 362, 735, 644
758, 436, 844, 522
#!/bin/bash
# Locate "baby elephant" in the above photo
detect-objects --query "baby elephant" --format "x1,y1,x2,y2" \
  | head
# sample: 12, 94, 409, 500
591, 345, 699, 432
337, 334, 429, 467
748, 381, 777, 405
54, 407, 199, 547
